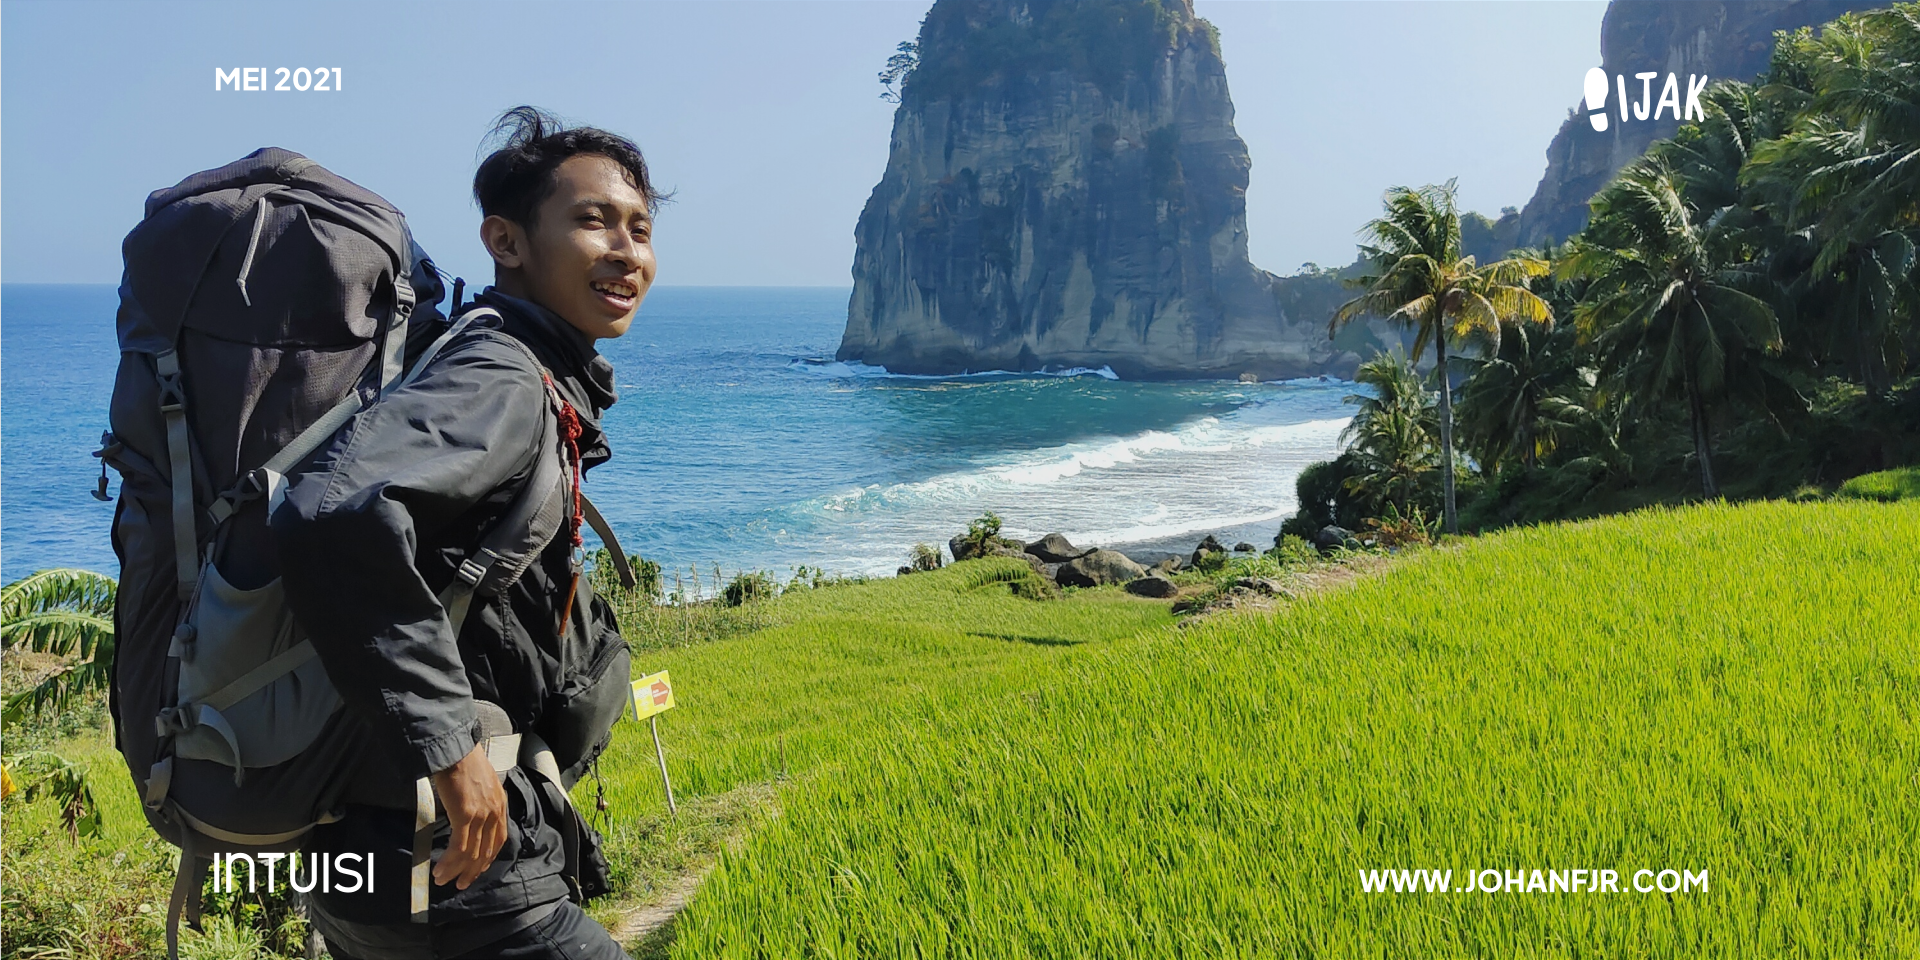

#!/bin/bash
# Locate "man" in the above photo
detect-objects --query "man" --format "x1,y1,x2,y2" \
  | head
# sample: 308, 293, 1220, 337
272, 106, 659, 959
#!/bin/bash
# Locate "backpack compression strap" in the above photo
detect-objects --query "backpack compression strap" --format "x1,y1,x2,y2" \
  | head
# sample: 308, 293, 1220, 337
153, 351, 200, 601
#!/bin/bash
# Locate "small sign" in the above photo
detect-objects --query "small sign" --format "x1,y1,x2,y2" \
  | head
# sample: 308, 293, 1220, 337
631, 670, 675, 722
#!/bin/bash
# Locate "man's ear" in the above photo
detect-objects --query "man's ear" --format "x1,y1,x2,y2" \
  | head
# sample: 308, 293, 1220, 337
480, 215, 527, 270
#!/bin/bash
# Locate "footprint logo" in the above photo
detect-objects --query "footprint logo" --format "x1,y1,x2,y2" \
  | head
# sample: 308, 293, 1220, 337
1585, 67, 1610, 131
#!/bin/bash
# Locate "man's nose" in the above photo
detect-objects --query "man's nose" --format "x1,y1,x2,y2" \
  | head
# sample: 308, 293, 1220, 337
607, 229, 642, 268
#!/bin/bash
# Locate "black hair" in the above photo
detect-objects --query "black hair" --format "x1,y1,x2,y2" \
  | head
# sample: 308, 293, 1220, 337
473, 106, 667, 227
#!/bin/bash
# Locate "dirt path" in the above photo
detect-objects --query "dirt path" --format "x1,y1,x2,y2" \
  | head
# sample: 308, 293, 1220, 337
610, 869, 705, 946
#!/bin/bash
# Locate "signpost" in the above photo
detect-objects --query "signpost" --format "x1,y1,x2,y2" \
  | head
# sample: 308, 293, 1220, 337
630, 671, 677, 815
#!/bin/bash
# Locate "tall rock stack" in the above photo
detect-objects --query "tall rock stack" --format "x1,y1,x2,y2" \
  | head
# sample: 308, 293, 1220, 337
838, 0, 1380, 380
1514, 0, 1884, 248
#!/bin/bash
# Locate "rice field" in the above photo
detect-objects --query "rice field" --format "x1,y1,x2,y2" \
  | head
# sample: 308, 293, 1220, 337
596, 500, 1920, 958
6, 499, 1914, 957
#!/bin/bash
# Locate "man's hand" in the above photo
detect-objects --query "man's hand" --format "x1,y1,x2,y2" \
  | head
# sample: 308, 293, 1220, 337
430, 744, 508, 890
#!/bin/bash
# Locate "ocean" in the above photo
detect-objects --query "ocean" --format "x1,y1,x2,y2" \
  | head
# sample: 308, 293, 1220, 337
0, 284, 1352, 588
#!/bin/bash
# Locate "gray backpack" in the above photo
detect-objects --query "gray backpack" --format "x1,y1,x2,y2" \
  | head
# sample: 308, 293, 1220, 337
100, 149, 636, 957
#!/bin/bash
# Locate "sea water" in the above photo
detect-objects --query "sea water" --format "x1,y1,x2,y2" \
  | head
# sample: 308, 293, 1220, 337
1, 285, 1352, 586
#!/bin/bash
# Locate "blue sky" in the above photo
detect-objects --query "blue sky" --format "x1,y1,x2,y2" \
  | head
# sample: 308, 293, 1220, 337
1, 1, 1605, 287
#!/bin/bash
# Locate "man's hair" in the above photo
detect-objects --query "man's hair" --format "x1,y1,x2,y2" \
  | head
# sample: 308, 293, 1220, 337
473, 106, 666, 227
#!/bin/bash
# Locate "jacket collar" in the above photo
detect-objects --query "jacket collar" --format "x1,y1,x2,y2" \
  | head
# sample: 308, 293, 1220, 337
469, 287, 619, 467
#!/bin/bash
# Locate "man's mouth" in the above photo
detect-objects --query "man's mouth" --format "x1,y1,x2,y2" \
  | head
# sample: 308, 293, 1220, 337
590, 278, 638, 311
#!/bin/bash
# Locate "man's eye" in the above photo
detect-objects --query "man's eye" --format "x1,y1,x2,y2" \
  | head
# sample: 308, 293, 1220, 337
581, 216, 604, 227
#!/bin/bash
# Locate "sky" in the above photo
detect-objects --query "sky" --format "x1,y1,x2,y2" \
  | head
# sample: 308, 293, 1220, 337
0, 0, 1606, 287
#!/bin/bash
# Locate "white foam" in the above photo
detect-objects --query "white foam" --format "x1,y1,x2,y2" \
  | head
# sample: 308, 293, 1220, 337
787, 359, 1120, 381
775, 409, 1351, 575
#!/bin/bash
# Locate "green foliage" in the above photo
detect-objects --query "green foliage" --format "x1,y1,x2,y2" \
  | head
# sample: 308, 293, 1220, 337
722, 571, 777, 608
958, 510, 1005, 558
1333, 178, 1553, 533
877, 40, 918, 103
1835, 465, 1920, 501
907, 542, 944, 572
1339, 350, 1440, 513
664, 501, 1920, 956
1280, 453, 1374, 541
4, 750, 101, 841
1, 568, 116, 724
905, 0, 1186, 103
1267, 534, 1319, 566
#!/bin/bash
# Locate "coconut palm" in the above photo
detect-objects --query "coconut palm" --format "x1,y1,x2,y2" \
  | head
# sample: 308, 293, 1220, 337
1332, 180, 1553, 533
1456, 318, 1581, 471
1339, 350, 1438, 513
1743, 21, 1920, 392
1561, 158, 1783, 497
1765, 8, 1920, 270
1, 569, 116, 723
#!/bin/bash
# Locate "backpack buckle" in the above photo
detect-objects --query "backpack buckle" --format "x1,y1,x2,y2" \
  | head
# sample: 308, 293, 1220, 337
155, 370, 187, 412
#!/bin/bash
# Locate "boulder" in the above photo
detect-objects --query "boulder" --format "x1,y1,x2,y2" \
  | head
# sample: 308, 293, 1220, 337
1233, 541, 1256, 553
986, 543, 1048, 578
1313, 525, 1355, 552
951, 534, 1027, 563
1190, 534, 1227, 568
1125, 574, 1179, 598
1025, 532, 1088, 563
897, 565, 914, 576
1055, 549, 1147, 588
1150, 556, 1183, 576
1233, 577, 1284, 595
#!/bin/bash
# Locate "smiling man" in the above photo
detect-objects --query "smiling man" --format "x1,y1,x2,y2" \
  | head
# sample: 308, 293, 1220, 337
272, 107, 658, 959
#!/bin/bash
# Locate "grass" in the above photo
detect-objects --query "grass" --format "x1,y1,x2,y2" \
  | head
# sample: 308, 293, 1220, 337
649, 500, 1919, 957
1835, 465, 1920, 502
8, 501, 1916, 957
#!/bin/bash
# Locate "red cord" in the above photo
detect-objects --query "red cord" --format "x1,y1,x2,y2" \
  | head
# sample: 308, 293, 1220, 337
548, 373, 586, 633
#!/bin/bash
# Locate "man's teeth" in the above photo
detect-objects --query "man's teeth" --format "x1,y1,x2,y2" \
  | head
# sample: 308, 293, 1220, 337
592, 280, 636, 298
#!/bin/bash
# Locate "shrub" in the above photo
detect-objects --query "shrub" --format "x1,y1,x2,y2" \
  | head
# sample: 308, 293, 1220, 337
1364, 503, 1436, 549
1834, 466, 1920, 503
589, 548, 661, 603
722, 571, 777, 607
909, 543, 944, 572
1267, 534, 1318, 566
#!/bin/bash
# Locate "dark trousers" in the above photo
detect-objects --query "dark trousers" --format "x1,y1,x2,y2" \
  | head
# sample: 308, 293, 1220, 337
319, 899, 629, 960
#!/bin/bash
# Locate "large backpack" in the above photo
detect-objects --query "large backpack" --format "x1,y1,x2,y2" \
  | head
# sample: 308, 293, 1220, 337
100, 148, 637, 957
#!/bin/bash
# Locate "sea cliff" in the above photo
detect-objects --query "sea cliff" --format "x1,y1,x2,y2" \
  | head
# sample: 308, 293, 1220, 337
838, 0, 1383, 380
1514, 0, 1884, 247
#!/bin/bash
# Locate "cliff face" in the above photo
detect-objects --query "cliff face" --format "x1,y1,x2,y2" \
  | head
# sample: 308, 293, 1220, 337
839, 0, 1382, 380
1515, 0, 1882, 248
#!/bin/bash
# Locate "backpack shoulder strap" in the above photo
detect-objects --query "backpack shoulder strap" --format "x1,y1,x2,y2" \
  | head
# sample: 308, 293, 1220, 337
429, 317, 636, 632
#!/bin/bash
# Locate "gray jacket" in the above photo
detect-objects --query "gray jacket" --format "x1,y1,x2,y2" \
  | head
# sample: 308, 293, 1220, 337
271, 289, 624, 927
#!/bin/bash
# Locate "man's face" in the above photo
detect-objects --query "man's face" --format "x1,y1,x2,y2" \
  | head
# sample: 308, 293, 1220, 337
482, 154, 655, 340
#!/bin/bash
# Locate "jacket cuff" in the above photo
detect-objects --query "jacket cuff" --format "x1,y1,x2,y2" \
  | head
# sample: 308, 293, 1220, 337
415, 719, 482, 778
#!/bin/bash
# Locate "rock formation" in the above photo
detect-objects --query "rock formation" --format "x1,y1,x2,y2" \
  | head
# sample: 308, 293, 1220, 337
1514, 0, 1884, 248
839, 0, 1387, 380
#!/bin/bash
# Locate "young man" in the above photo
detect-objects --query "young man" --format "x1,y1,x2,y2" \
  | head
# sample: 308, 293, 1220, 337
272, 107, 658, 959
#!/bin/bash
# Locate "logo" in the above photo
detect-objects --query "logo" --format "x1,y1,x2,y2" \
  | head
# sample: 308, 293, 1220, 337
1582, 67, 1707, 131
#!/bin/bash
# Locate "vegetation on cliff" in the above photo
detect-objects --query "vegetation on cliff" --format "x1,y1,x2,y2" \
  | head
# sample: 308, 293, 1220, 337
900, 0, 1191, 103
1293, 4, 1920, 535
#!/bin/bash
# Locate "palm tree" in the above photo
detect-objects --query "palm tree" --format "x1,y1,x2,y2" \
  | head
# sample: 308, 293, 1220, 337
1561, 158, 1783, 497
1339, 351, 1438, 513
1, 570, 116, 723
1456, 318, 1580, 471
1332, 180, 1553, 533
1742, 18, 1920, 393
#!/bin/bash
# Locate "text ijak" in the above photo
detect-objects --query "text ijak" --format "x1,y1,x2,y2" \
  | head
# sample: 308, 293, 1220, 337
212, 851, 374, 894
1581, 67, 1708, 132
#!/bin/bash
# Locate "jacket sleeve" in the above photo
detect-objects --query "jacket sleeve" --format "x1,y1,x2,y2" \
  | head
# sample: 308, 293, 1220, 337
271, 334, 546, 779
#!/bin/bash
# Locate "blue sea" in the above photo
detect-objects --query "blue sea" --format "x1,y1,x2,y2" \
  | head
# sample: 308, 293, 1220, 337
1, 284, 1352, 589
